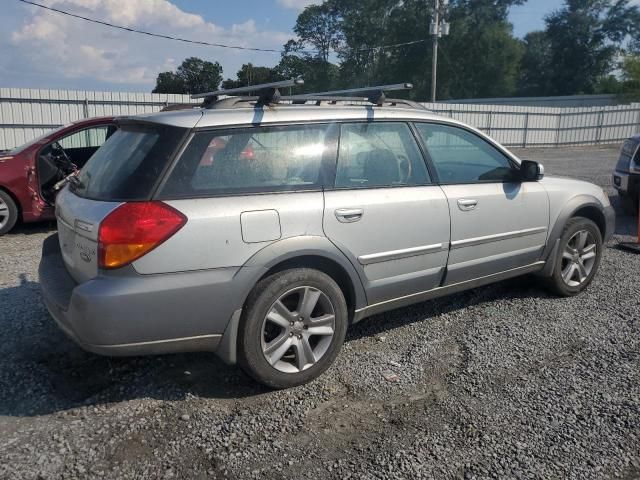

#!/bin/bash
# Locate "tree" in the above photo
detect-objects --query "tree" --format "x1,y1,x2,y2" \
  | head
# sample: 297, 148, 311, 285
520, 0, 640, 96
293, 3, 342, 63
329, 0, 525, 100
221, 63, 284, 90
277, 7, 341, 93
620, 54, 640, 100
153, 57, 223, 94
518, 31, 554, 96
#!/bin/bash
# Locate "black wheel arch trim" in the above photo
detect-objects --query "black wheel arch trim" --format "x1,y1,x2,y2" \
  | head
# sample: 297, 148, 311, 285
541, 195, 611, 269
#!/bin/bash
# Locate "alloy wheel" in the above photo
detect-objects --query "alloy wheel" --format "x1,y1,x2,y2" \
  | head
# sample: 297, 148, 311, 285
260, 286, 336, 373
560, 230, 597, 287
0, 197, 8, 230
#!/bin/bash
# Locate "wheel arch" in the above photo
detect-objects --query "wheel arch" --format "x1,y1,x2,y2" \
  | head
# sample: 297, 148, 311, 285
215, 236, 368, 365
539, 195, 607, 277
243, 236, 368, 314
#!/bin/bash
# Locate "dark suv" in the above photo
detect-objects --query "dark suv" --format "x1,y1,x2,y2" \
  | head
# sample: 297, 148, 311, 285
613, 134, 640, 213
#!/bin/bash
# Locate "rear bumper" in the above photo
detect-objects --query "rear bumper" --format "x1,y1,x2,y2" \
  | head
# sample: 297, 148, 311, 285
39, 234, 254, 357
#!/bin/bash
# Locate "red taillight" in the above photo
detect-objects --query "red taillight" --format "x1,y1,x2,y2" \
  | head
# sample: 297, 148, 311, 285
98, 202, 187, 269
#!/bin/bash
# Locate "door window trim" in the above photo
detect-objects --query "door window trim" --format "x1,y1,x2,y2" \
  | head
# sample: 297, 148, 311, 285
412, 121, 522, 186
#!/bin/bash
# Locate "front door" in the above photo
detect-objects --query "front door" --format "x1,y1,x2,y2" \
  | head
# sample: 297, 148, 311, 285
323, 122, 451, 305
414, 122, 550, 285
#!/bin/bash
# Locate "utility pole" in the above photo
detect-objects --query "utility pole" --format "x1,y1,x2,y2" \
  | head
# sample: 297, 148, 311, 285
430, 0, 440, 103
430, 0, 449, 102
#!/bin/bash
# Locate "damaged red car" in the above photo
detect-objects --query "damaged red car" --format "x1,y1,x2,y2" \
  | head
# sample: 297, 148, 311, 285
0, 117, 116, 235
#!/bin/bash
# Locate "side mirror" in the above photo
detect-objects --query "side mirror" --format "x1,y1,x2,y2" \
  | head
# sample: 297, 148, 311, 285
520, 160, 544, 182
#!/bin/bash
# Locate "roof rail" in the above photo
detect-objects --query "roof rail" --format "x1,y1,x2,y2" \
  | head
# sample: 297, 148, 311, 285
291, 83, 414, 106
192, 78, 304, 107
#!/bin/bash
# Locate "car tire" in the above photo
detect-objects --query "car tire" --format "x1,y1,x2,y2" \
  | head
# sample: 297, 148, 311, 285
544, 217, 603, 297
0, 190, 18, 236
238, 268, 348, 389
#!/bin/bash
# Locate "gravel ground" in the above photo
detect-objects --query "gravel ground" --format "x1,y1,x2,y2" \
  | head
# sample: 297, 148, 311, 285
1, 145, 639, 480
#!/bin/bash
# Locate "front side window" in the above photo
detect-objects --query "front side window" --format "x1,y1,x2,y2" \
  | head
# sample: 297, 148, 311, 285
414, 123, 517, 184
335, 122, 430, 188
58, 126, 113, 149
161, 124, 337, 197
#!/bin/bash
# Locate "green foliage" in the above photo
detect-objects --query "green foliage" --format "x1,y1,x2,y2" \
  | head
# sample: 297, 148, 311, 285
620, 54, 640, 100
519, 0, 640, 96
153, 57, 223, 94
152, 0, 640, 102
221, 64, 284, 90
272, 0, 526, 99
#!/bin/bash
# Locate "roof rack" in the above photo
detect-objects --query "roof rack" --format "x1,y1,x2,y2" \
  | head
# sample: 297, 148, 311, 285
192, 79, 426, 110
192, 78, 304, 108
293, 83, 414, 106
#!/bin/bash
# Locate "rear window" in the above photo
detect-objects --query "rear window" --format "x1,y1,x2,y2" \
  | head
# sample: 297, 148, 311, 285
71, 123, 186, 201
160, 124, 338, 197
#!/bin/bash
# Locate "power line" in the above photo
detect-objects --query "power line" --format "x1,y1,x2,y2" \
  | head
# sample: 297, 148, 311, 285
16, 0, 283, 53
16, 0, 432, 57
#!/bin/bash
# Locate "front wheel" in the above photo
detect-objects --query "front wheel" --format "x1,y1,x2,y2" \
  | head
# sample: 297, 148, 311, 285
544, 217, 603, 297
238, 268, 348, 389
0, 190, 18, 236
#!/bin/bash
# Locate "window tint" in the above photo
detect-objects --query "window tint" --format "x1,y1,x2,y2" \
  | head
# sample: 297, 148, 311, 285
336, 122, 430, 188
72, 124, 186, 201
414, 123, 516, 184
161, 124, 336, 197
59, 126, 111, 149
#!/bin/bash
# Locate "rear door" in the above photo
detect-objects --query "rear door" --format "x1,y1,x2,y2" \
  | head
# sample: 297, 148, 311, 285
414, 122, 549, 285
323, 122, 450, 305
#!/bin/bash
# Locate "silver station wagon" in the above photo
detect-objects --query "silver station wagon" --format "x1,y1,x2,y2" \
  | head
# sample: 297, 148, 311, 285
39, 81, 614, 388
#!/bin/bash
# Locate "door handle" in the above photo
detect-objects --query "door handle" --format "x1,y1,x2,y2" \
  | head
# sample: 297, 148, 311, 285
458, 199, 478, 211
335, 208, 364, 223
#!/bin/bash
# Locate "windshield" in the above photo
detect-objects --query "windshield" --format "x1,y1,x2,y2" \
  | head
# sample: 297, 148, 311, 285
70, 123, 187, 201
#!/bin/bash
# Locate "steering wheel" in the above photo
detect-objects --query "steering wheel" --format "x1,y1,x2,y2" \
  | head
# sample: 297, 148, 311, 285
50, 142, 75, 175
396, 154, 412, 183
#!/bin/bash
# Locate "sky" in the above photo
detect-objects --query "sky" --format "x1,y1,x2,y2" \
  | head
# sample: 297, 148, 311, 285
0, 0, 561, 93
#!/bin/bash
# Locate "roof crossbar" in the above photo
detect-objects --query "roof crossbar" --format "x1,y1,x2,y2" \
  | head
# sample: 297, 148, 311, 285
192, 78, 304, 107
280, 95, 427, 110
291, 83, 414, 106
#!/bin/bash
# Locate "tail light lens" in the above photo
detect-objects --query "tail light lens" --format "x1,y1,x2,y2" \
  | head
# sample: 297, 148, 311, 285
98, 202, 187, 269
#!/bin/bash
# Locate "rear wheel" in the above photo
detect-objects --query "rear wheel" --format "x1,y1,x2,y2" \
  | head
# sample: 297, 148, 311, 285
544, 217, 602, 297
238, 268, 348, 389
0, 190, 18, 235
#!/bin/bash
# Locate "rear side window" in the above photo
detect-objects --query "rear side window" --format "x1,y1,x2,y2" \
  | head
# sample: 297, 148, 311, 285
71, 124, 186, 201
161, 124, 337, 197
335, 122, 430, 188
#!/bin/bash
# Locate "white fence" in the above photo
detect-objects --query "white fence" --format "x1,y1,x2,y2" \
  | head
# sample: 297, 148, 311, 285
0, 88, 197, 150
1, 88, 639, 150
422, 102, 640, 148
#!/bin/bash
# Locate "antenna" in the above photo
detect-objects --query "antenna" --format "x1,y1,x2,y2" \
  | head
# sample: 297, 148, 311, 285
291, 83, 413, 106
191, 78, 304, 107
